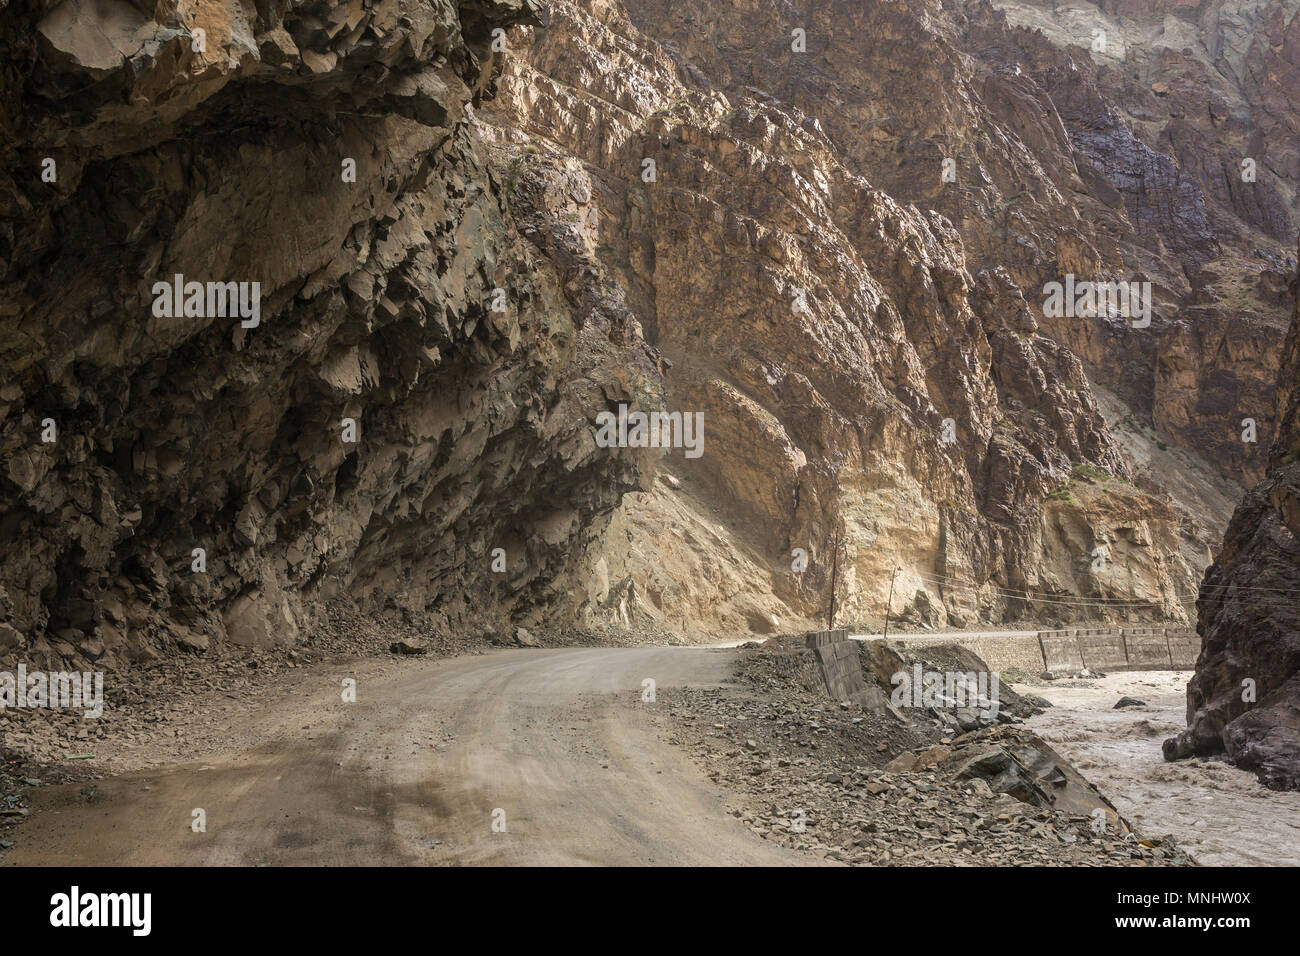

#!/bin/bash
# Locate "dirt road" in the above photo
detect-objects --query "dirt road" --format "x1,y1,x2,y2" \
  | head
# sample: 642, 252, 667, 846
5, 647, 816, 866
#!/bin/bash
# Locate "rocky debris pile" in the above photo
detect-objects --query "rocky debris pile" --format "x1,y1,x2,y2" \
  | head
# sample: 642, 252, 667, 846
389, 638, 428, 656
0, 595, 406, 766
661, 637, 1192, 865
0, 750, 37, 853
858, 639, 1047, 727
733, 634, 848, 698
509, 627, 539, 648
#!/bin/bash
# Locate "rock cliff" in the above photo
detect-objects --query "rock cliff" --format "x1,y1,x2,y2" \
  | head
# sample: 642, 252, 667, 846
483, 0, 1297, 637
1164, 238, 1300, 790
0, 0, 660, 667
1, 0, 1296, 665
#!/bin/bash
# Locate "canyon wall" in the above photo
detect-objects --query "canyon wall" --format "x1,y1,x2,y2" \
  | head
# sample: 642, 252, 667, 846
485, 0, 1299, 638
0, 0, 661, 668
1165, 239, 1300, 790
2, 0, 1296, 665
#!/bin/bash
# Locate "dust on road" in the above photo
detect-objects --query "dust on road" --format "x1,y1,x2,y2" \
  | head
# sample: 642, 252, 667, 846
5, 647, 815, 866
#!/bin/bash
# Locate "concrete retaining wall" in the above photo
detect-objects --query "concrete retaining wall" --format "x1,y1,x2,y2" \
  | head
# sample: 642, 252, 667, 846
1124, 627, 1172, 668
960, 635, 1047, 673
1077, 627, 1128, 671
805, 629, 848, 650
890, 633, 1046, 673
871, 625, 1198, 675
1166, 627, 1200, 669
887, 634, 1026, 673
806, 630, 881, 706
1038, 629, 1083, 673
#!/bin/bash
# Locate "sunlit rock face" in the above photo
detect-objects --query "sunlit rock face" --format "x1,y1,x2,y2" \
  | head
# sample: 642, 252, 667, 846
0, 0, 661, 667
482, 0, 1300, 638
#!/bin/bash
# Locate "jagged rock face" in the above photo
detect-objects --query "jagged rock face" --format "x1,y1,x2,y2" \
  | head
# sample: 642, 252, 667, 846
973, 0, 1300, 487
1166, 249, 1300, 790
0, 0, 660, 667
1, 0, 1292, 661
485, 0, 1213, 636
582, 0, 1295, 490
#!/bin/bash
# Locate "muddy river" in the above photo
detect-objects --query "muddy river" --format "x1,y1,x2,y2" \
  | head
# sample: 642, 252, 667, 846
1017, 671, 1300, 866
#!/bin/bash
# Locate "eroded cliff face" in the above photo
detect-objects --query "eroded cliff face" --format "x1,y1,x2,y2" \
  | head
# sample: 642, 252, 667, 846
533, 0, 1297, 501
0, 0, 1293, 664
0, 0, 661, 668
481, 0, 1294, 637
1165, 244, 1300, 790
981, 0, 1299, 489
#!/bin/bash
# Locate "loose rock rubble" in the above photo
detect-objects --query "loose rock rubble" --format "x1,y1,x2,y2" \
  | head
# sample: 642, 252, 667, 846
661, 638, 1193, 865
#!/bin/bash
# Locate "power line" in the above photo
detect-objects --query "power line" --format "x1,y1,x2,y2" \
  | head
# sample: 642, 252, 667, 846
896, 566, 1300, 608
902, 568, 1188, 608
1187, 580, 1300, 596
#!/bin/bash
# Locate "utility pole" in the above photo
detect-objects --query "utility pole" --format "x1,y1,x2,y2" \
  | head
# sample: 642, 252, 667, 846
881, 567, 900, 641
827, 528, 841, 630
